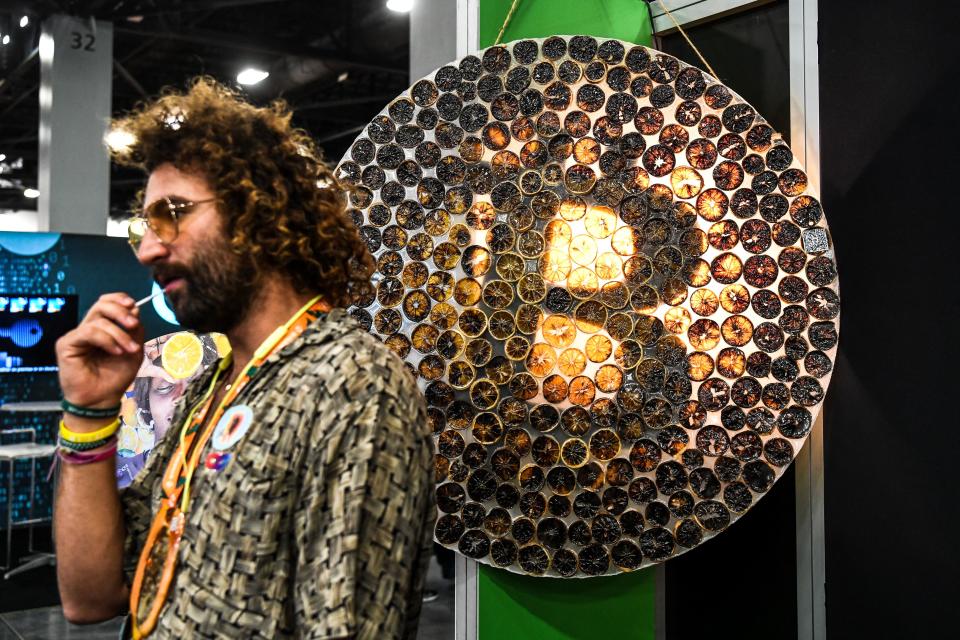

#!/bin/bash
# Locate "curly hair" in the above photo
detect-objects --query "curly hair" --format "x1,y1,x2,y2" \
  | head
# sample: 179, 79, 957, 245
109, 76, 374, 308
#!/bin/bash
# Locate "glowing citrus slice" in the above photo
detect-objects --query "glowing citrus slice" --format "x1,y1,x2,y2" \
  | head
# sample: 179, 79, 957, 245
161, 332, 204, 380
569, 234, 597, 267
525, 343, 558, 377
544, 219, 573, 248
595, 364, 624, 393
683, 259, 712, 287
690, 288, 719, 316
411, 324, 440, 353
720, 284, 751, 313
664, 307, 692, 334
542, 374, 569, 403
453, 278, 483, 306
558, 348, 587, 376
583, 205, 617, 239
610, 226, 641, 257
686, 352, 715, 381
721, 315, 754, 346
568, 267, 599, 299
688, 319, 721, 351
426, 271, 455, 302
505, 335, 532, 361
574, 300, 607, 333
595, 252, 623, 280
211, 333, 231, 358
716, 347, 746, 378
585, 335, 613, 363
568, 376, 596, 406
542, 314, 577, 348
461, 245, 492, 277
560, 438, 590, 468
670, 166, 704, 199
559, 196, 587, 221
538, 249, 573, 283
429, 302, 458, 330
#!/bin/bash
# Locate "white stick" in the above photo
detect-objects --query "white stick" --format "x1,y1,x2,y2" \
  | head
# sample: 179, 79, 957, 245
134, 287, 166, 308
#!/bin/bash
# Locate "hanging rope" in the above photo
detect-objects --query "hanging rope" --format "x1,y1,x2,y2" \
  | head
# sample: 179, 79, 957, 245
494, 0, 523, 45
655, 0, 720, 79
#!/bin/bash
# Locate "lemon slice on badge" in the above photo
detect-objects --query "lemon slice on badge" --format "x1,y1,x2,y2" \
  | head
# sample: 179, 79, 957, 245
161, 332, 204, 380
211, 332, 232, 358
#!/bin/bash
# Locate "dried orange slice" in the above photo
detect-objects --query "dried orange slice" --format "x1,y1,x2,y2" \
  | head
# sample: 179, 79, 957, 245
505, 335, 532, 361
472, 412, 504, 445
538, 249, 573, 283
458, 308, 487, 337
514, 304, 543, 335
429, 302, 458, 329
505, 428, 532, 456
696, 188, 728, 221
411, 324, 440, 354
517, 273, 547, 303
716, 347, 746, 378
599, 281, 629, 309
383, 334, 411, 359
721, 315, 754, 347
424, 208, 451, 236
436, 330, 465, 359
161, 332, 203, 380
461, 245, 492, 277
559, 196, 587, 221
568, 376, 596, 406
453, 278, 483, 306
449, 223, 471, 247
482, 280, 514, 309
569, 234, 597, 266
495, 252, 525, 282
532, 436, 561, 467
573, 137, 601, 164
595, 252, 623, 280
589, 429, 621, 461
574, 300, 607, 333
583, 205, 617, 238
595, 364, 624, 393
488, 310, 517, 340
690, 288, 719, 317
686, 352, 715, 381
670, 166, 704, 199
465, 338, 493, 367
432, 241, 461, 270
509, 372, 538, 400
606, 313, 633, 341
525, 342, 558, 377
610, 226, 641, 257
585, 335, 613, 363
568, 267, 599, 299
469, 379, 500, 410
712, 252, 743, 284
542, 314, 577, 348
542, 374, 569, 403
560, 437, 590, 468
688, 319, 721, 351
426, 271, 455, 302
544, 219, 573, 248
682, 259, 712, 287
558, 348, 587, 376
447, 360, 476, 389
720, 284, 751, 314
517, 229, 546, 258
419, 355, 445, 381
403, 289, 432, 322
486, 356, 514, 385
664, 307, 691, 334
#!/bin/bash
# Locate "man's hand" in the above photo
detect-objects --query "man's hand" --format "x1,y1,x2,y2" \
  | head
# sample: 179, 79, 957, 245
56, 293, 145, 413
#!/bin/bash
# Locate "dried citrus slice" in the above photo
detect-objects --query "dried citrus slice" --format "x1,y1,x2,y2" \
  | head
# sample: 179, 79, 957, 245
482, 280, 514, 309
560, 438, 590, 468
495, 252, 525, 281
517, 229, 546, 258
449, 223, 471, 247
682, 259, 712, 287
161, 332, 204, 380
376, 277, 404, 307
696, 188, 728, 221
690, 288, 719, 316
721, 315, 754, 347
458, 308, 487, 337
432, 241, 461, 270
461, 245, 492, 277
711, 252, 743, 283
436, 330, 465, 359
472, 412, 504, 445
426, 271, 455, 302
505, 335, 532, 361
509, 372, 539, 400
454, 278, 483, 306
569, 376, 596, 406
688, 319, 721, 351
401, 261, 429, 288
595, 364, 624, 393
611, 226, 641, 257
470, 379, 500, 410
716, 347, 746, 378
585, 335, 613, 363
599, 281, 629, 309
515, 304, 543, 335
532, 436, 561, 467
595, 252, 623, 280
419, 355, 445, 380
670, 166, 704, 199
589, 429, 621, 461
517, 273, 547, 303
568, 267, 599, 299
559, 196, 587, 221
664, 307, 691, 334
583, 205, 617, 238
488, 310, 517, 340
384, 333, 411, 359
542, 314, 577, 348
411, 324, 440, 353
538, 249, 573, 283
558, 348, 587, 376
542, 374, 569, 403
429, 301, 458, 329
465, 338, 493, 367
403, 289, 432, 322
719, 284, 751, 314
686, 352, 715, 381
447, 360, 476, 389
574, 300, 607, 333
569, 234, 597, 266
486, 356, 514, 385
525, 342, 558, 377
606, 313, 633, 341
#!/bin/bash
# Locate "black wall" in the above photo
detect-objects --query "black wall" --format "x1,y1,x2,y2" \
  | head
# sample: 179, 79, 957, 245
819, 1, 960, 635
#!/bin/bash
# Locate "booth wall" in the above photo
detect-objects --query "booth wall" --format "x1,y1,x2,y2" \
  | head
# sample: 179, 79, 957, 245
818, 1, 960, 636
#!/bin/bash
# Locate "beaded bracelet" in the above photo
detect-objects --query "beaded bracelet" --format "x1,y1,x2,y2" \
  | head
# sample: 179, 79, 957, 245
61, 399, 121, 419
58, 439, 118, 466
59, 435, 117, 452
59, 418, 121, 444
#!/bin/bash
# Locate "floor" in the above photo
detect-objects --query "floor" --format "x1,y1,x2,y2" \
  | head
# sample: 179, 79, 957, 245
0, 526, 455, 639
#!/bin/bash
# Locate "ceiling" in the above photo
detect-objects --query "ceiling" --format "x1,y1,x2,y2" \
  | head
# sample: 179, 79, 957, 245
0, 0, 411, 219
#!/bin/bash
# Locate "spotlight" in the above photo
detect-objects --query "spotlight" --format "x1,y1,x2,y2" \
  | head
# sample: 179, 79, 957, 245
386, 0, 413, 12
23, 188, 40, 199
1, 35, 9, 46
236, 68, 269, 85
20, 16, 29, 28
0, 154, 6, 162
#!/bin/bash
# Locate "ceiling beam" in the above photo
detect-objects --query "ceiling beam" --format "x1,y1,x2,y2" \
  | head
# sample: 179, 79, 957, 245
112, 26, 408, 77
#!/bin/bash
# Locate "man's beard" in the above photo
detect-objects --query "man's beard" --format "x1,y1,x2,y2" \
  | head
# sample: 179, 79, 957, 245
154, 236, 260, 334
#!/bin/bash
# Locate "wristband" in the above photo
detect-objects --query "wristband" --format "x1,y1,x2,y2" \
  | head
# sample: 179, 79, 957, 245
59, 417, 121, 444
58, 434, 117, 452
61, 399, 121, 419
58, 440, 118, 466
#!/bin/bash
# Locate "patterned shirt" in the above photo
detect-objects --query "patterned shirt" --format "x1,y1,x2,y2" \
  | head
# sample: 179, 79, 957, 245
121, 309, 435, 639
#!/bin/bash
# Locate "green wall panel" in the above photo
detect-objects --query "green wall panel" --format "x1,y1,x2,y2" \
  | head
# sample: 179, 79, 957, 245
476, 2, 655, 639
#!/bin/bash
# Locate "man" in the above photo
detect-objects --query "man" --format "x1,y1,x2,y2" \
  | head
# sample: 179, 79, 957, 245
54, 77, 434, 639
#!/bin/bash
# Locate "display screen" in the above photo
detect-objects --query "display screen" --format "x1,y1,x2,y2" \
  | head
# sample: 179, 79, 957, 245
0, 294, 78, 372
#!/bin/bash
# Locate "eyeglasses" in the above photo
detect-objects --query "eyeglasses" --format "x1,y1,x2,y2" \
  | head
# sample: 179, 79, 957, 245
127, 197, 216, 253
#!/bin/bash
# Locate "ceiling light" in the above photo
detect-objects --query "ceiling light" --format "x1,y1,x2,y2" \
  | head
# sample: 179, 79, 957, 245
1, 35, 9, 45
23, 188, 39, 199
386, 0, 413, 12
0, 154, 6, 162
20, 16, 29, 28
337, 71, 349, 82
236, 68, 269, 85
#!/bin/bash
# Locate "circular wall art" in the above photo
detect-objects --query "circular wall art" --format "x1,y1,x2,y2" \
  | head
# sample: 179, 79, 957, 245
337, 36, 839, 577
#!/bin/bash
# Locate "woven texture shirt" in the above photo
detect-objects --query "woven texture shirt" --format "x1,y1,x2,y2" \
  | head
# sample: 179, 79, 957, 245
121, 309, 435, 639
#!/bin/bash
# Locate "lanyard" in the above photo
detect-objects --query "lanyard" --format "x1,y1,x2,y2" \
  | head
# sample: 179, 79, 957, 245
160, 295, 327, 513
